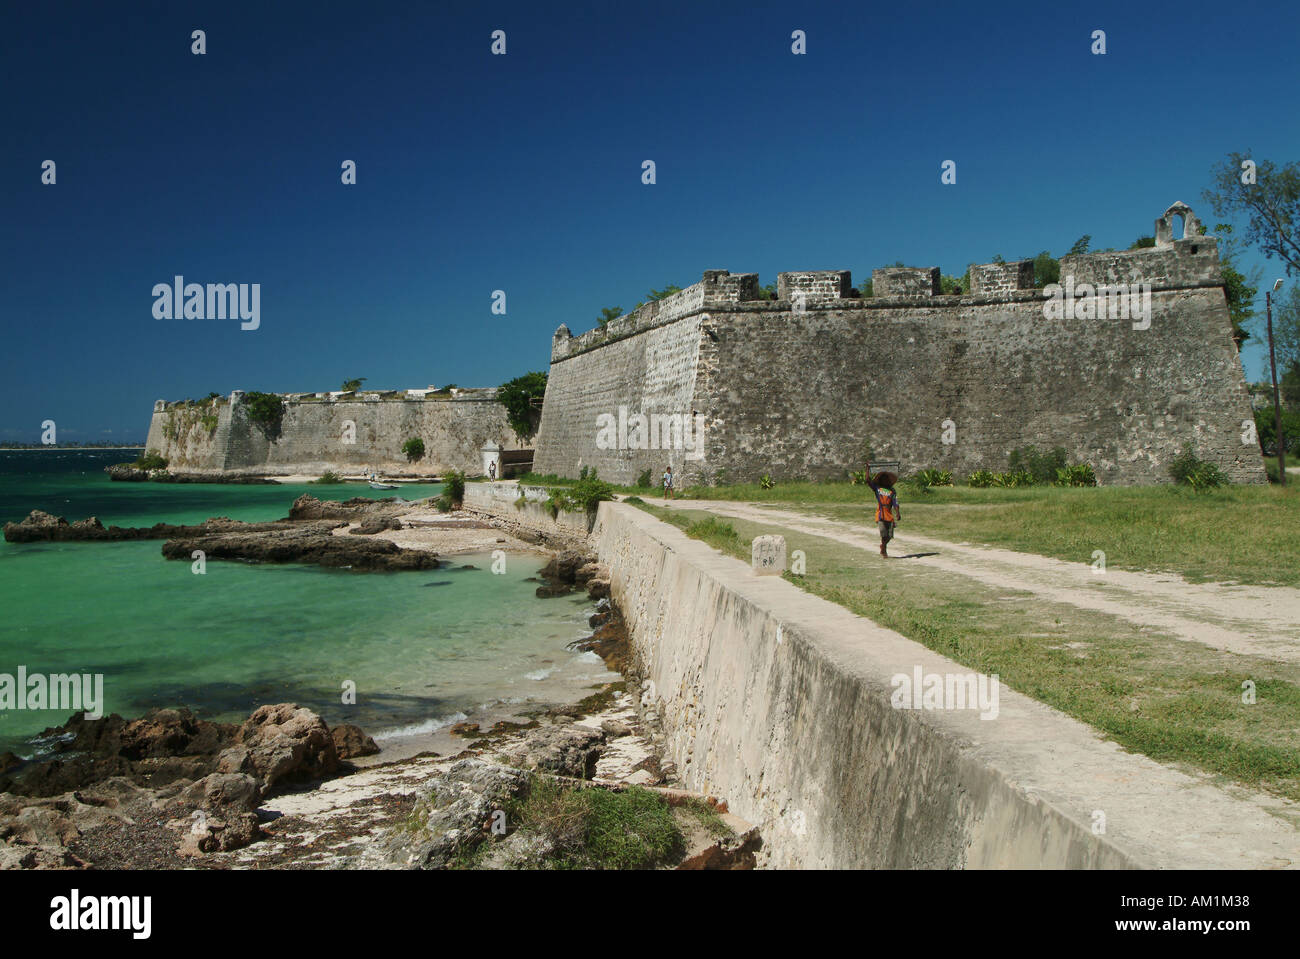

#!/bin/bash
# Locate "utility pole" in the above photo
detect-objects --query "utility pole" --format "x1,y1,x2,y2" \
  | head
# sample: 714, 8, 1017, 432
1266, 279, 1286, 485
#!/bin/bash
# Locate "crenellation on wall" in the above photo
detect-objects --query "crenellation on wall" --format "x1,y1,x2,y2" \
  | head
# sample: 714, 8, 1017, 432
968, 259, 1036, 295
873, 266, 941, 298
703, 270, 762, 302
777, 270, 853, 303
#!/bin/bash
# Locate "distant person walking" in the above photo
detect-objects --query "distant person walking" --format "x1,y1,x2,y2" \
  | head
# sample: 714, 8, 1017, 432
866, 461, 900, 557
663, 465, 674, 501
488, 460, 497, 480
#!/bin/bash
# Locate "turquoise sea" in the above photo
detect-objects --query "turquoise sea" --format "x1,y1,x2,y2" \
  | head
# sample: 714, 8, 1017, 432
0, 450, 607, 756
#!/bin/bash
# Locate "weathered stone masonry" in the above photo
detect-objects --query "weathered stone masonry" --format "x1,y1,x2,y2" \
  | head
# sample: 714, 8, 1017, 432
533, 204, 1264, 486
144, 389, 524, 476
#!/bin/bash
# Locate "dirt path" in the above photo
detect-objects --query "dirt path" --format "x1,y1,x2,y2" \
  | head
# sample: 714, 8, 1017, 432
665, 499, 1300, 664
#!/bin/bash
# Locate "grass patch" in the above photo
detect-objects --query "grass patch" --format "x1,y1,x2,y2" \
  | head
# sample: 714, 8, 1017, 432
637, 504, 1300, 801
799, 484, 1300, 588
682, 798, 730, 838
669, 481, 1300, 588
683, 516, 742, 553
505, 778, 684, 869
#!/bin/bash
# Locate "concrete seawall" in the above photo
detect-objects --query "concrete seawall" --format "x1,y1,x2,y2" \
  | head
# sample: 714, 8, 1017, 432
462, 481, 591, 539
595, 502, 1300, 868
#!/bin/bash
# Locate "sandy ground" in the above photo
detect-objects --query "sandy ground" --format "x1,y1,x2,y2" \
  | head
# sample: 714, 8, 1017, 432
330, 512, 549, 556
665, 499, 1300, 664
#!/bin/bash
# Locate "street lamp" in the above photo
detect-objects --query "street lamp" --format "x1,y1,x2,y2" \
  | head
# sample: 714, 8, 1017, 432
1266, 278, 1286, 486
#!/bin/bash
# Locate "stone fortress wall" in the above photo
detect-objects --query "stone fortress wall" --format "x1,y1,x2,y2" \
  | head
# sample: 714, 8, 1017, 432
144, 388, 525, 477
532, 203, 1265, 486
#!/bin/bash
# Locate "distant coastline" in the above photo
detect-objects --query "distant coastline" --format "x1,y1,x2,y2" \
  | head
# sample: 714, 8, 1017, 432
0, 445, 145, 451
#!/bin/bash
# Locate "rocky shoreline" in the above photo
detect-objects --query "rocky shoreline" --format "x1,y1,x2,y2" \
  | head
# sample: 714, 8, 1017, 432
1, 487, 757, 869
105, 462, 280, 484
5, 495, 507, 569
0, 600, 758, 870
0, 703, 380, 868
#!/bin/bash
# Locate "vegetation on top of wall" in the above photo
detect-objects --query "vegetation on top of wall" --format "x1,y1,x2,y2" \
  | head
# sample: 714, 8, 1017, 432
568, 468, 615, 513
242, 391, 285, 439
498, 371, 548, 441
543, 467, 616, 517
341, 378, 366, 392
161, 400, 220, 443
630, 284, 684, 311
939, 271, 971, 295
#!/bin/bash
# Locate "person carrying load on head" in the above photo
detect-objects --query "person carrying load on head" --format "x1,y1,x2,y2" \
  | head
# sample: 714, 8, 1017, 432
865, 461, 900, 558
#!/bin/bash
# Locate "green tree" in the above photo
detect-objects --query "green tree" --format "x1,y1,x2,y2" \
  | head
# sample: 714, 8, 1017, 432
634, 284, 683, 309
1283, 361, 1300, 407
1032, 251, 1060, 288
1201, 222, 1259, 347
1129, 235, 1156, 249
940, 272, 970, 294
1204, 152, 1300, 277
341, 378, 366, 392
1255, 402, 1300, 457
242, 391, 285, 439
1067, 235, 1092, 256
498, 371, 548, 440
1274, 286, 1300, 387
1221, 260, 1258, 348
597, 306, 622, 328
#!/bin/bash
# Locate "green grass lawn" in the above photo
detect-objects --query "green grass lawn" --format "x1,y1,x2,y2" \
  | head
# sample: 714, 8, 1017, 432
636, 504, 1300, 803
675, 482, 1300, 589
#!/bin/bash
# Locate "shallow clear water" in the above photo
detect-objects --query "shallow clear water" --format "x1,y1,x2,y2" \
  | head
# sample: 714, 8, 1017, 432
0, 451, 607, 755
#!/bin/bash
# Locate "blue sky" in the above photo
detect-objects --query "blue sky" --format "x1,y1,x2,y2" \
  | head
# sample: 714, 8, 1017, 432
3, 0, 1297, 442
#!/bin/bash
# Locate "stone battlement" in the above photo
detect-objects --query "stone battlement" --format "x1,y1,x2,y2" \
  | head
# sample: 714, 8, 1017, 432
534, 203, 1261, 487
550, 203, 1225, 363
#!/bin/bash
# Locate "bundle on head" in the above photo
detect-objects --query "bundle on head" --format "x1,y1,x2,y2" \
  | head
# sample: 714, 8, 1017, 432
872, 471, 898, 488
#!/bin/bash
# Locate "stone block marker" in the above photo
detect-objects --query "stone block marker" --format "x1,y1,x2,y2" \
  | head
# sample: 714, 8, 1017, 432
751, 535, 786, 575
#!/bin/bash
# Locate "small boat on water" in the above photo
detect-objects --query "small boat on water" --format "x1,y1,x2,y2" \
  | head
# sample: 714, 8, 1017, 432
368, 473, 400, 490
